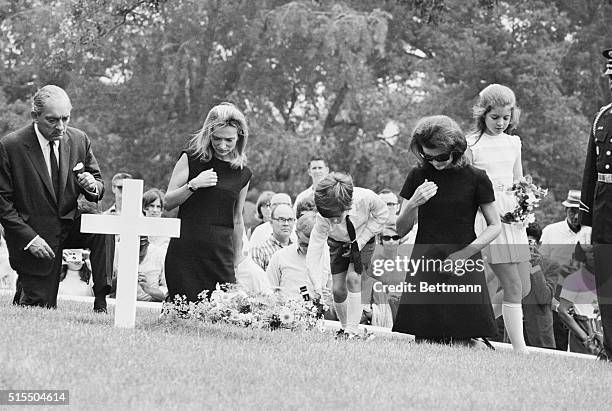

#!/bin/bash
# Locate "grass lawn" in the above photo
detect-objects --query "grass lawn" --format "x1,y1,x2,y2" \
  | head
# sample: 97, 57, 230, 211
1, 293, 611, 410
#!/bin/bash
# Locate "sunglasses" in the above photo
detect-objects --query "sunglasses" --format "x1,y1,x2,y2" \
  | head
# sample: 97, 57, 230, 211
381, 235, 401, 241
421, 152, 454, 162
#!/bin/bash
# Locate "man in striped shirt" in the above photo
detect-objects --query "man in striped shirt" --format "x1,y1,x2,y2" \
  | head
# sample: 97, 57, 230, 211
251, 204, 295, 271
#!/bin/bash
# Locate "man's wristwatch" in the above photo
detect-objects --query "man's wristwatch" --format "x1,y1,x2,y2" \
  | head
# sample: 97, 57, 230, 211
187, 181, 197, 193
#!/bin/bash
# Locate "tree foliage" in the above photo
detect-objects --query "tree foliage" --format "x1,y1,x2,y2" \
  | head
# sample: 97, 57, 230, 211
0, 0, 608, 221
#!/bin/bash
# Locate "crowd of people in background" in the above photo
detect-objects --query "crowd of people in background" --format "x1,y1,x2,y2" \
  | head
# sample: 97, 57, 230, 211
0, 147, 601, 354
2, 46, 612, 360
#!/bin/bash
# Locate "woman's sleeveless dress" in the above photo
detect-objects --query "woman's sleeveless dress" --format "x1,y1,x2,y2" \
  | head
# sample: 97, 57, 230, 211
467, 132, 530, 264
165, 153, 252, 301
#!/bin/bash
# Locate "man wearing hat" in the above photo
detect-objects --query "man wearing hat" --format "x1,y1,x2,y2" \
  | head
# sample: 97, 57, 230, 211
579, 47, 612, 361
540, 190, 588, 266
540, 190, 592, 351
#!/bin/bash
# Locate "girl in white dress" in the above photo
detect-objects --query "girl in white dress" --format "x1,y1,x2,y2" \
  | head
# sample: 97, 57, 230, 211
467, 84, 531, 353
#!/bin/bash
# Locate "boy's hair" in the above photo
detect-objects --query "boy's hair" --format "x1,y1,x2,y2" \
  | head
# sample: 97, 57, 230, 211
295, 195, 316, 219
409, 115, 468, 167
472, 83, 521, 135
314, 172, 353, 218
296, 211, 316, 237
112, 172, 132, 185
308, 156, 327, 168
526, 222, 542, 242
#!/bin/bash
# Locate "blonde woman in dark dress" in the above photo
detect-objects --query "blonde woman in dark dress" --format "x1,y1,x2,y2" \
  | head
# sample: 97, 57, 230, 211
164, 103, 252, 301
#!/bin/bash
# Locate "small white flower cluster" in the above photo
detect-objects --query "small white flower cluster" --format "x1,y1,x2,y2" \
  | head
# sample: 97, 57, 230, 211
502, 175, 548, 226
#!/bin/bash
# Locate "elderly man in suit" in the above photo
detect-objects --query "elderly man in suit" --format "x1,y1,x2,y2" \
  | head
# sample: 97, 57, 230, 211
0, 85, 113, 312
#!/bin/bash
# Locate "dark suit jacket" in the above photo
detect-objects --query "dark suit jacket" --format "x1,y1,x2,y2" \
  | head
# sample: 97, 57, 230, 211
0, 124, 105, 276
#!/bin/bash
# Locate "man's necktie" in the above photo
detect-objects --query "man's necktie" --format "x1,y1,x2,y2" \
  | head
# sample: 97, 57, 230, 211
49, 141, 60, 200
345, 215, 363, 274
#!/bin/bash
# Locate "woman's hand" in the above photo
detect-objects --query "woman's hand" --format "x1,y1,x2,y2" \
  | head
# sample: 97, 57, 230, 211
190, 169, 218, 189
438, 251, 458, 276
409, 179, 438, 207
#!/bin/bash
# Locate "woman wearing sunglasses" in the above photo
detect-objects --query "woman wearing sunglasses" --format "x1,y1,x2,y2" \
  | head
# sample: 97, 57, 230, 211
392, 115, 502, 346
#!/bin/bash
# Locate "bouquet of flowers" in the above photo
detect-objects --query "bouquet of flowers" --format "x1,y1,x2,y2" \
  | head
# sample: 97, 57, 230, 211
501, 175, 548, 226
161, 283, 328, 332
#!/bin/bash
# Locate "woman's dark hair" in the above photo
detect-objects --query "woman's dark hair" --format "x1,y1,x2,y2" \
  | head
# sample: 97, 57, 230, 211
409, 115, 468, 167
255, 191, 275, 219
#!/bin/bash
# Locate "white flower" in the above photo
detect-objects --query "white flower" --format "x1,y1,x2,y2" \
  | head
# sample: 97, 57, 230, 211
279, 309, 294, 324
526, 193, 536, 204
72, 162, 84, 173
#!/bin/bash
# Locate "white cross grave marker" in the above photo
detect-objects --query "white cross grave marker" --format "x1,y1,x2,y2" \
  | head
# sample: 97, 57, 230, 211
81, 179, 180, 328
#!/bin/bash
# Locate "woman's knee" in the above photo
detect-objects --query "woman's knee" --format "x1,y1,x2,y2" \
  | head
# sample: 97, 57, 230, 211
492, 263, 522, 301
518, 262, 531, 298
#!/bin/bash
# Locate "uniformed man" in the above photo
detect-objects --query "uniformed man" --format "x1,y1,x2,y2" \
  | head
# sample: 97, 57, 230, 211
579, 48, 612, 361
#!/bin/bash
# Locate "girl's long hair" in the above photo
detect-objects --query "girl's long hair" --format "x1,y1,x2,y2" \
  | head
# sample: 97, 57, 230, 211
470, 83, 521, 144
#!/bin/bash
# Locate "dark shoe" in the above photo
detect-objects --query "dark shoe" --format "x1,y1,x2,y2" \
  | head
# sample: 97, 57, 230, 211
596, 349, 611, 362
93, 296, 107, 313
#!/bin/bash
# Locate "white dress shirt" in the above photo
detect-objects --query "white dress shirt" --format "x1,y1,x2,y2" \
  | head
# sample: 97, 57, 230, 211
540, 220, 592, 267
34, 123, 59, 180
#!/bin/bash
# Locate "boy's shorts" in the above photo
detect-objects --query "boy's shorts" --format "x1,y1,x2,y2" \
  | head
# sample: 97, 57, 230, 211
327, 237, 375, 275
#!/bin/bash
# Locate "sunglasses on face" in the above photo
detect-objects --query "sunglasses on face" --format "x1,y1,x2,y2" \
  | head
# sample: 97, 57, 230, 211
381, 235, 401, 241
421, 152, 453, 162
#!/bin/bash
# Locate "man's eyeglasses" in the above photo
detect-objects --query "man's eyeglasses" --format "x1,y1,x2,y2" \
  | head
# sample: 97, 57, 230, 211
272, 217, 295, 224
271, 202, 291, 207
381, 235, 401, 241
421, 152, 454, 162
261, 202, 272, 209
